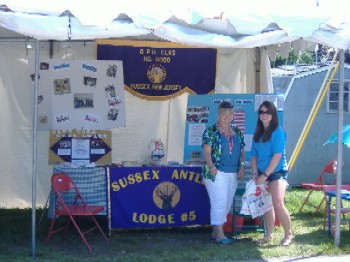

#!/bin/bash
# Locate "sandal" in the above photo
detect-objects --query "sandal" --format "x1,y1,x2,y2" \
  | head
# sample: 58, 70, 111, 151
253, 236, 273, 245
280, 235, 294, 246
215, 238, 234, 245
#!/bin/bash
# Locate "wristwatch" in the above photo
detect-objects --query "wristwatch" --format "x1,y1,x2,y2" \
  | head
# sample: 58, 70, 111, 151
240, 161, 246, 167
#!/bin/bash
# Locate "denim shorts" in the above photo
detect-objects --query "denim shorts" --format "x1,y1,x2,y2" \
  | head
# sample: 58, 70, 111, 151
258, 170, 288, 182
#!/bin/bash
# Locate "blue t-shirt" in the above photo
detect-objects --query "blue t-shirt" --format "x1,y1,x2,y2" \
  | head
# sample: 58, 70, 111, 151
218, 133, 242, 173
251, 126, 288, 173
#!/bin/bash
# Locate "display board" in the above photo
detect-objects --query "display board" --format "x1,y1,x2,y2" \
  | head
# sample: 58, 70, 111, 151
31, 59, 126, 130
49, 129, 112, 165
183, 94, 284, 164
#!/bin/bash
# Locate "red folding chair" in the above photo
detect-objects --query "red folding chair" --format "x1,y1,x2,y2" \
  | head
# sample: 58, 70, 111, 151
298, 160, 337, 215
45, 173, 109, 253
323, 184, 350, 234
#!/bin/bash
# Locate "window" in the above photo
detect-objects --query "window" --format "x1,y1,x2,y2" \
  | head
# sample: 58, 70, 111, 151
327, 81, 350, 113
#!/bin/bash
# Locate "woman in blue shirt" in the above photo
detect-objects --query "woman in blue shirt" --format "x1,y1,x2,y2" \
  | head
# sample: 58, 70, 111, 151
251, 101, 293, 246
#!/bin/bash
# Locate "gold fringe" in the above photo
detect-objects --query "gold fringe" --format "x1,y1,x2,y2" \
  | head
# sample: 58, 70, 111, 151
124, 85, 213, 101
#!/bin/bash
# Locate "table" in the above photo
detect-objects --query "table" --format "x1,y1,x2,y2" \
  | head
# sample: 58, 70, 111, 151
107, 166, 210, 229
325, 189, 350, 235
48, 165, 108, 218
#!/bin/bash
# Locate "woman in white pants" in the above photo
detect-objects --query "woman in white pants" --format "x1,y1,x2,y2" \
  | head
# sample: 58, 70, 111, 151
202, 101, 245, 245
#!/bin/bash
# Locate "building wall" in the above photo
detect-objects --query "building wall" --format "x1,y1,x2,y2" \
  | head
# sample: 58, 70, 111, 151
283, 67, 350, 186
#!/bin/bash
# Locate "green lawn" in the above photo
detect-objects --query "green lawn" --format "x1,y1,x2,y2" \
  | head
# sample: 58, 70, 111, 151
1, 188, 350, 261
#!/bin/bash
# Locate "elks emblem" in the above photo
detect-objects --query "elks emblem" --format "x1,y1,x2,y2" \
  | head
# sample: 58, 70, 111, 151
147, 64, 166, 84
153, 182, 180, 210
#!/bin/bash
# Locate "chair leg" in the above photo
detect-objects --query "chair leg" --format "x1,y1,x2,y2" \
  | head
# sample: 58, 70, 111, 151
298, 191, 313, 212
45, 217, 57, 245
67, 214, 93, 253
91, 215, 109, 242
323, 204, 327, 231
313, 196, 326, 215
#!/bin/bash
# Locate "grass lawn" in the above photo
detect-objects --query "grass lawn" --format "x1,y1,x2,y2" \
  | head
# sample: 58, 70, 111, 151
1, 188, 350, 261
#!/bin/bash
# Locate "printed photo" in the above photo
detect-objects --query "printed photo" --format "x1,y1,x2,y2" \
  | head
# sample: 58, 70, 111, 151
107, 108, 119, 121
106, 65, 118, 78
186, 106, 209, 123
83, 76, 97, 87
40, 62, 49, 70
53, 78, 71, 95
74, 93, 94, 109
105, 85, 116, 98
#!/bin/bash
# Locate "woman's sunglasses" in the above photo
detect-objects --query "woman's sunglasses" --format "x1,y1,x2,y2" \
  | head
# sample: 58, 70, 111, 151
258, 110, 272, 115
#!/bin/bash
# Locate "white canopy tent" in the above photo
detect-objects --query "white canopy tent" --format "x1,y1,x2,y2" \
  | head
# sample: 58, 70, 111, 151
1, 0, 350, 256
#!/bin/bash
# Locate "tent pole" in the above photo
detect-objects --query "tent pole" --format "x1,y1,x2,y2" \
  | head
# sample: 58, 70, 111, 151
165, 99, 171, 164
255, 47, 260, 92
31, 40, 40, 258
334, 49, 345, 246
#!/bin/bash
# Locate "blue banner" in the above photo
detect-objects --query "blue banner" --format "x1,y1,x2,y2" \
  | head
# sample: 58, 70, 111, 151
97, 41, 217, 100
108, 166, 210, 229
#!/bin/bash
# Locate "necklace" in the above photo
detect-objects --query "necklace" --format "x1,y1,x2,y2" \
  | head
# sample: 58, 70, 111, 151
219, 123, 234, 155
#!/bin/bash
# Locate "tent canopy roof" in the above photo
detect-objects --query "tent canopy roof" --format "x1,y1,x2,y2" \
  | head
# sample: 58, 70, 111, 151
1, 0, 350, 49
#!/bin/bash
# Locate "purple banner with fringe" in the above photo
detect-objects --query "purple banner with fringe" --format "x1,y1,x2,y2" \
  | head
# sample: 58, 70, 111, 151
97, 43, 217, 100
108, 166, 210, 229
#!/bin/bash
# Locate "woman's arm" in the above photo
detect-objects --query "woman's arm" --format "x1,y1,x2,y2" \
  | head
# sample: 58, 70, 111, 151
256, 153, 282, 185
238, 148, 245, 179
203, 144, 217, 175
251, 156, 258, 179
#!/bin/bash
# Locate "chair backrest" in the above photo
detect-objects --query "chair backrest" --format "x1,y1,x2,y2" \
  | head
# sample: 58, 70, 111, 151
316, 160, 337, 185
51, 173, 75, 193
51, 172, 85, 206
323, 160, 337, 174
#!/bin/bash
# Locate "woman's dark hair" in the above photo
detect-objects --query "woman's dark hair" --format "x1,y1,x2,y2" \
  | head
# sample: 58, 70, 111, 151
253, 101, 279, 142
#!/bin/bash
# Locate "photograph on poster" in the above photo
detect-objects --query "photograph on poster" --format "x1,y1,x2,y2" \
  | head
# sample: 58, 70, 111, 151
53, 78, 71, 95
30, 73, 40, 81
186, 106, 209, 123
74, 93, 94, 108
106, 65, 118, 78
83, 76, 97, 87
57, 139, 71, 156
107, 108, 119, 121
37, 94, 43, 104
90, 136, 106, 155
40, 62, 49, 70
39, 115, 47, 124
105, 84, 116, 97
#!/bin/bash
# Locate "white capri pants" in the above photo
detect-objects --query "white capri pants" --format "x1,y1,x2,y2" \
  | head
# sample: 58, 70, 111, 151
204, 170, 238, 226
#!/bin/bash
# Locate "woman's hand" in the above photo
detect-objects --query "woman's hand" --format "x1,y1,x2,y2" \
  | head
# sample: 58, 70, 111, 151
255, 174, 267, 186
238, 167, 244, 180
209, 166, 217, 175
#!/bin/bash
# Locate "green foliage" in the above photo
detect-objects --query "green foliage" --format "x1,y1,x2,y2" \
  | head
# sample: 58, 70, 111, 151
299, 51, 314, 65
272, 49, 315, 67
1, 189, 350, 261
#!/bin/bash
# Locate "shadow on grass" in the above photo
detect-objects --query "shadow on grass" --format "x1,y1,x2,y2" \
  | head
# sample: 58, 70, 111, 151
0, 209, 266, 261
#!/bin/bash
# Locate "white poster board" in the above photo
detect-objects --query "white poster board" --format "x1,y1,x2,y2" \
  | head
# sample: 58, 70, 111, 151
31, 59, 126, 130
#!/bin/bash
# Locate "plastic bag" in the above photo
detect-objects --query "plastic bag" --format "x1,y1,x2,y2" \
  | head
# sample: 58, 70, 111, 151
240, 179, 273, 219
